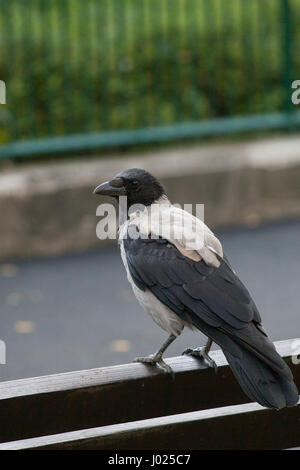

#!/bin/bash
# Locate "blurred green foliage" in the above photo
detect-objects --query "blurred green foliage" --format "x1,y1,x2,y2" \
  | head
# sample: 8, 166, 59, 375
0, 0, 299, 144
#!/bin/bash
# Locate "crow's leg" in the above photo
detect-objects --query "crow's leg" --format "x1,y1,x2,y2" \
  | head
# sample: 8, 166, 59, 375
134, 334, 176, 375
182, 338, 218, 373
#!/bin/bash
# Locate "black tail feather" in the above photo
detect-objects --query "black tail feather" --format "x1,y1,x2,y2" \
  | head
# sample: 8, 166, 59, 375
187, 312, 299, 409
224, 348, 299, 409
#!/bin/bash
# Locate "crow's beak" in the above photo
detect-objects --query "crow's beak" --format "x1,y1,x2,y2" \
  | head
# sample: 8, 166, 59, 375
93, 178, 126, 197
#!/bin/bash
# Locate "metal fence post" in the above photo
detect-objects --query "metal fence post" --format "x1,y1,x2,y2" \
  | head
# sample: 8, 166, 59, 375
281, 0, 294, 131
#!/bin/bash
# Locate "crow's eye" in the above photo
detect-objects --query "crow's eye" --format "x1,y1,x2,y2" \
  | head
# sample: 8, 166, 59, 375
131, 180, 139, 189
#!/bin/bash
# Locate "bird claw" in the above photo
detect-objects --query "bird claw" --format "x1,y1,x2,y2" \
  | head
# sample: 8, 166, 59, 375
182, 347, 218, 374
134, 354, 174, 378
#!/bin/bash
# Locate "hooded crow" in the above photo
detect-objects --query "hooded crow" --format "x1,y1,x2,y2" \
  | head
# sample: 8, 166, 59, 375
94, 168, 299, 409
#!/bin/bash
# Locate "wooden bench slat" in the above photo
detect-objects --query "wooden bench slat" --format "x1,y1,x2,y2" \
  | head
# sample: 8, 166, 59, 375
0, 339, 299, 444
1, 400, 299, 450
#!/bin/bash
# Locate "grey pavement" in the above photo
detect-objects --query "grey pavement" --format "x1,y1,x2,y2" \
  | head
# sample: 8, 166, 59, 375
0, 220, 299, 382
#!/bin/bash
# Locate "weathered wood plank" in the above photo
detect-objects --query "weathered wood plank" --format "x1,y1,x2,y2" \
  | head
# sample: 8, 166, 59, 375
0, 339, 299, 443
1, 400, 299, 450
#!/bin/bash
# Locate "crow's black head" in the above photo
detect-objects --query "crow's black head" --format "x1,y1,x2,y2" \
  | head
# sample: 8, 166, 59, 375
93, 168, 166, 207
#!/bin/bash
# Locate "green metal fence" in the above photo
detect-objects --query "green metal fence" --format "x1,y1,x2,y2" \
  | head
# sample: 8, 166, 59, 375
0, 0, 299, 159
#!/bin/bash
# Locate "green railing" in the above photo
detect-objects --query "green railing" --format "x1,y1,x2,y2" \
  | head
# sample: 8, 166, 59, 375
0, 0, 299, 159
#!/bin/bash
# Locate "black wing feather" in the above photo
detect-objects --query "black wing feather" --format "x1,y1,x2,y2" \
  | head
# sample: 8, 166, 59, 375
124, 234, 253, 330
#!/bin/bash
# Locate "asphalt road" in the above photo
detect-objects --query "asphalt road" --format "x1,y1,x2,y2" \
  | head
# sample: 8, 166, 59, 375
1, 220, 299, 382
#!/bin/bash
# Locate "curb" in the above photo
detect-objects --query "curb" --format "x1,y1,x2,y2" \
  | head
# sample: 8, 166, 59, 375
1, 136, 300, 261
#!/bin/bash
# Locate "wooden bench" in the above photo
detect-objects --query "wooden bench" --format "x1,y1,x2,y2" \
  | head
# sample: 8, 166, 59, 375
0, 338, 299, 450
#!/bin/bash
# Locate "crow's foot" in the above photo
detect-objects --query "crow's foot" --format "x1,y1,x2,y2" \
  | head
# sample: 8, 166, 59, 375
134, 354, 174, 376
182, 347, 218, 373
